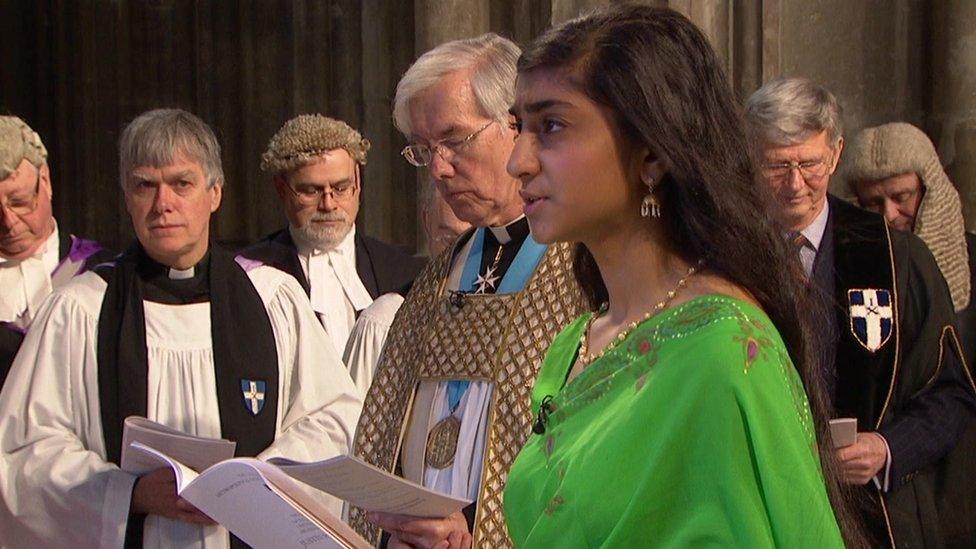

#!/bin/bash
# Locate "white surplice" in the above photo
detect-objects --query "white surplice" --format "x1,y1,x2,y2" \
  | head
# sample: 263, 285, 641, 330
0, 263, 363, 548
341, 292, 404, 396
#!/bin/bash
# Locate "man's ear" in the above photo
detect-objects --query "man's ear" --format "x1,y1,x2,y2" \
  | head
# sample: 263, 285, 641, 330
829, 136, 845, 174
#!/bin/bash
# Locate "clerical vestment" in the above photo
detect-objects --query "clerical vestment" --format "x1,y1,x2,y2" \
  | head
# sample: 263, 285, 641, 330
0, 252, 362, 548
350, 225, 585, 547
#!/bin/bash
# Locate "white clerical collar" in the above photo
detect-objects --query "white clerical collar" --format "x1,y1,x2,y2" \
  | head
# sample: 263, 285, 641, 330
168, 265, 196, 280
487, 215, 526, 246
799, 200, 830, 252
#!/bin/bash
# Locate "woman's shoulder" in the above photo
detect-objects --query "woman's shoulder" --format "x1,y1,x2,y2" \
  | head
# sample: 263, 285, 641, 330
648, 292, 774, 342
632, 292, 791, 380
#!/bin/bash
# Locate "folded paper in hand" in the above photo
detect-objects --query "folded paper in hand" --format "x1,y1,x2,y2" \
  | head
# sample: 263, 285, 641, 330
828, 417, 858, 448
121, 416, 471, 548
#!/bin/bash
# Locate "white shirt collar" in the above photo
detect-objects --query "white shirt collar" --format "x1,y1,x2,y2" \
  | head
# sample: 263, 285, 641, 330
487, 215, 526, 245
799, 200, 830, 252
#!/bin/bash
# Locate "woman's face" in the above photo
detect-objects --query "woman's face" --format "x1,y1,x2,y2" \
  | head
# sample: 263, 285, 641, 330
507, 69, 646, 246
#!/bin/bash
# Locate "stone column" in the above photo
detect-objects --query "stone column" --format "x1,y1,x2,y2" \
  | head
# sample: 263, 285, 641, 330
415, 0, 490, 54
730, 0, 762, 100
549, 0, 608, 24
411, 0, 491, 253
930, 1, 976, 229
359, 1, 417, 248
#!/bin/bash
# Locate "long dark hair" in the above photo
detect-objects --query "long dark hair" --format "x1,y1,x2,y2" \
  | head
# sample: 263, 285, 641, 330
518, 5, 868, 545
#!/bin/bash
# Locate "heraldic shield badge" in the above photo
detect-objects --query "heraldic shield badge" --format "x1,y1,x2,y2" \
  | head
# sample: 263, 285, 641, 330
241, 379, 267, 415
848, 289, 893, 352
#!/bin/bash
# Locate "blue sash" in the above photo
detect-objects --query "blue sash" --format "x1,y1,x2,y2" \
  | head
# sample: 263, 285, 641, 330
458, 228, 548, 294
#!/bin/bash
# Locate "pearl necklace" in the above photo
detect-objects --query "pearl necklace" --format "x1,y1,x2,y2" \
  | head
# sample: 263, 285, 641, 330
577, 261, 702, 366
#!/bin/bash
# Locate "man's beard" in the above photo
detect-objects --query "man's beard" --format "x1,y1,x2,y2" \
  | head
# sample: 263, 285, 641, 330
291, 211, 352, 251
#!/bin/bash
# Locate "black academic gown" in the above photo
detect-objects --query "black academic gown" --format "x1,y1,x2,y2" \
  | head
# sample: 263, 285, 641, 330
238, 229, 425, 301
0, 231, 113, 387
812, 195, 976, 547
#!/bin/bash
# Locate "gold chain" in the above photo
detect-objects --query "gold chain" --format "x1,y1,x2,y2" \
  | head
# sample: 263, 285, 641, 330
487, 243, 504, 272
577, 260, 702, 366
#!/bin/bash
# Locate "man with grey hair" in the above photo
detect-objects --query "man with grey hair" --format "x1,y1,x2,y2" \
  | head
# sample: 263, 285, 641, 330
746, 78, 976, 547
0, 108, 362, 547
351, 33, 584, 548
0, 115, 112, 384
242, 114, 423, 362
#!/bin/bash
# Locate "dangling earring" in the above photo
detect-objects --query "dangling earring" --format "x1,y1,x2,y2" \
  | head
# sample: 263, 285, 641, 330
640, 177, 661, 218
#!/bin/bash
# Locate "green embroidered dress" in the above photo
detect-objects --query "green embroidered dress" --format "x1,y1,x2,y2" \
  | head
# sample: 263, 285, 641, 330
503, 295, 843, 547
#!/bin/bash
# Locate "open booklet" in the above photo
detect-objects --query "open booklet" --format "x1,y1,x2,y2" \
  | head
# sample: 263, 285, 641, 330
121, 417, 472, 548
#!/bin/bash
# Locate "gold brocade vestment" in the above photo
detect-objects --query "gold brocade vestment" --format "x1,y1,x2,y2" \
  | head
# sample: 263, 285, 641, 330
349, 238, 585, 547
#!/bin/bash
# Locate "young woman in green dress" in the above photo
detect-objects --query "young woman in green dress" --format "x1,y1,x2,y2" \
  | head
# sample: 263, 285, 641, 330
504, 5, 868, 547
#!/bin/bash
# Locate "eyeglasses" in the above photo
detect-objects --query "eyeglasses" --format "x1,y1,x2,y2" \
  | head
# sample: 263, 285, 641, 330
402, 120, 495, 167
760, 158, 831, 182
1, 169, 41, 217
284, 179, 358, 206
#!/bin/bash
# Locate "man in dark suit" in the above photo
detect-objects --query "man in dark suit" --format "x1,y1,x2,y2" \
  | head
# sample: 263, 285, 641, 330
241, 114, 424, 359
747, 78, 976, 547
0, 115, 113, 386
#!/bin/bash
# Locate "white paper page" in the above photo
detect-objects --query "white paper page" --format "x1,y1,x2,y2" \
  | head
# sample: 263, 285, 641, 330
179, 458, 369, 549
128, 441, 201, 493
829, 417, 858, 448
257, 463, 372, 549
271, 455, 471, 518
121, 416, 236, 474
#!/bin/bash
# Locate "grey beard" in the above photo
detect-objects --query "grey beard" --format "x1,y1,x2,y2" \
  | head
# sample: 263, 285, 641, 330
290, 214, 352, 251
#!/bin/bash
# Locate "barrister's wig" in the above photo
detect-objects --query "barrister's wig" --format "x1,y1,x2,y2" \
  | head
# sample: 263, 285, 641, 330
0, 116, 48, 181
846, 122, 970, 310
260, 114, 370, 174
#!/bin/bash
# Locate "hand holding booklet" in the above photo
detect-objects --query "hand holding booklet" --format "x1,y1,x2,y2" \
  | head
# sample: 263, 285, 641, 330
121, 417, 472, 548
